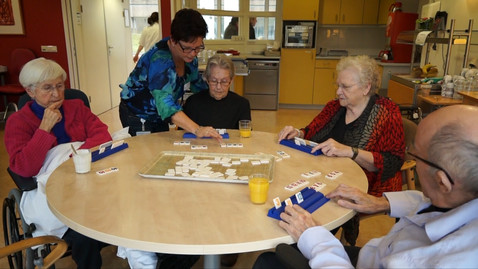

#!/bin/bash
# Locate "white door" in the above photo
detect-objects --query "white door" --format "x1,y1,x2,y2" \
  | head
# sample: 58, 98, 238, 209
64, 0, 132, 115
104, 0, 133, 108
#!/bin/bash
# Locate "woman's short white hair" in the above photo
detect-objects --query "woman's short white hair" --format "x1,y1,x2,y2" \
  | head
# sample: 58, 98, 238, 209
336, 55, 380, 96
19, 57, 67, 90
203, 54, 235, 81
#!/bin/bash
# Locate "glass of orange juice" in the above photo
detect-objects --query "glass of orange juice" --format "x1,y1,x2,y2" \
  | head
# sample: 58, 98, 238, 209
248, 173, 269, 204
239, 120, 251, 138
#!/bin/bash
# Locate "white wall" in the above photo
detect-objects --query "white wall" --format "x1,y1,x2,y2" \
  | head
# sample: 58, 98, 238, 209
419, 0, 478, 76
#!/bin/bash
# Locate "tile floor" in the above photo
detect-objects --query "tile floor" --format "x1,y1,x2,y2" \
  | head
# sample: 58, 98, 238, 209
0, 107, 396, 268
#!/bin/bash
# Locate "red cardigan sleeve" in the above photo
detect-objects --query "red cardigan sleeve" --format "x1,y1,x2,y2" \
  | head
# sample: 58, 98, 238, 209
63, 100, 112, 149
5, 111, 58, 177
5, 100, 111, 177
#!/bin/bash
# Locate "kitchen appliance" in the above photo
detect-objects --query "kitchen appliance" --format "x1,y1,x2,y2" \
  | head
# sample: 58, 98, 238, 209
384, 4, 418, 63
282, 21, 316, 48
378, 50, 393, 61
244, 60, 279, 110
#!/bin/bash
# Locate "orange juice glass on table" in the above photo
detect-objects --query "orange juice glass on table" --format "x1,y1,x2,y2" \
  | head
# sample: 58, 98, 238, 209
249, 173, 269, 204
239, 120, 251, 138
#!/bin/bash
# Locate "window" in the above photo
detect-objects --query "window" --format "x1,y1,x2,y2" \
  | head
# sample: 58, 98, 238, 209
182, 0, 280, 41
129, 0, 160, 56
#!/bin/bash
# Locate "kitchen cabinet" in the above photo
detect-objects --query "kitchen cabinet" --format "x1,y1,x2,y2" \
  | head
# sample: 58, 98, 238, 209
362, 0, 379, 25
319, 0, 364, 25
388, 79, 415, 106
313, 60, 339, 105
283, 0, 318, 20
279, 49, 316, 104
378, 0, 395, 24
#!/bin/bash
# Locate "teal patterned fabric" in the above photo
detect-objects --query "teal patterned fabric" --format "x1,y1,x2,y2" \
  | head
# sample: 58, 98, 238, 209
120, 37, 208, 122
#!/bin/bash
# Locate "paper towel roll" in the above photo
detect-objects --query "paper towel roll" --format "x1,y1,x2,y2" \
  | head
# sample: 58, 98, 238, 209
415, 31, 432, 46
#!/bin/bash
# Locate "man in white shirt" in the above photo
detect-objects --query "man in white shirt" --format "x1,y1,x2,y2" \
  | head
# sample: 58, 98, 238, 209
254, 105, 478, 268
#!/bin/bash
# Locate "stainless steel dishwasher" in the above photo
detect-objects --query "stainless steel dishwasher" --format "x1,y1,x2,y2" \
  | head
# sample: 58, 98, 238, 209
243, 59, 279, 110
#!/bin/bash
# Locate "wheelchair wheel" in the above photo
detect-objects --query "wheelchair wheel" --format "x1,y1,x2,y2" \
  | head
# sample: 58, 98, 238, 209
3, 195, 24, 269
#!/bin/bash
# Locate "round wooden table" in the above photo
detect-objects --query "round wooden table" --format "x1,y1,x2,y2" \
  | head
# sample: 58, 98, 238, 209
46, 130, 367, 267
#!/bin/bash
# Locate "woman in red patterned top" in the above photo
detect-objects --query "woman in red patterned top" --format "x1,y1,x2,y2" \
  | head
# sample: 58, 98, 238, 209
278, 55, 405, 245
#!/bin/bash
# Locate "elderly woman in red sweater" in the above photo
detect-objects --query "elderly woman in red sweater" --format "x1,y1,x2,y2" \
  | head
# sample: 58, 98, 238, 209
278, 55, 405, 245
4, 57, 112, 269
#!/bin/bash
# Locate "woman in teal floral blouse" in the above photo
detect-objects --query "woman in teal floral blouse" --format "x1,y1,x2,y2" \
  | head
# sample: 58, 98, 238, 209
119, 8, 222, 141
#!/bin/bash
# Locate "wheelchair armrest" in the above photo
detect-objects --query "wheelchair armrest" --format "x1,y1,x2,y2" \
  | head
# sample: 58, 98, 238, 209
7, 167, 38, 191
275, 243, 311, 269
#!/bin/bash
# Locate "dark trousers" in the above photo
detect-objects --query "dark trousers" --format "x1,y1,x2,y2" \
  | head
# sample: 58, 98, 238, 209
62, 228, 107, 269
253, 243, 361, 269
119, 100, 169, 137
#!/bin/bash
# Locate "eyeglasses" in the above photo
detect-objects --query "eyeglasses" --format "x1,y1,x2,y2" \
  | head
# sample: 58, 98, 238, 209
178, 41, 205, 54
208, 79, 231, 88
406, 150, 455, 185
37, 83, 65, 93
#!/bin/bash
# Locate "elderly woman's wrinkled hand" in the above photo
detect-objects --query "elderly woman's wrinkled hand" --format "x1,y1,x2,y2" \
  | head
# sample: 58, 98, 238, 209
278, 126, 299, 142
278, 204, 319, 242
311, 138, 352, 157
39, 100, 63, 133
326, 184, 390, 214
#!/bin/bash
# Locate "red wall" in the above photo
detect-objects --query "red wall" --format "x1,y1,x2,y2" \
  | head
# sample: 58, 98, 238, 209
0, 0, 69, 86
0, 0, 172, 86
161, 0, 171, 37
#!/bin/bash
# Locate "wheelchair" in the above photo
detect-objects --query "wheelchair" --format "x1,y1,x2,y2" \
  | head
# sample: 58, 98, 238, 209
3, 89, 91, 268
2, 168, 69, 269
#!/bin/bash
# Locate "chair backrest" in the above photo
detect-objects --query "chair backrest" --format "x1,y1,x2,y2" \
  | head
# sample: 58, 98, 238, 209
402, 117, 417, 160
8, 48, 36, 85
18, 88, 90, 109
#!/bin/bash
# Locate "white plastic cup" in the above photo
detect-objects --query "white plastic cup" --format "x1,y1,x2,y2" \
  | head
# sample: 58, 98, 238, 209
72, 149, 92, 174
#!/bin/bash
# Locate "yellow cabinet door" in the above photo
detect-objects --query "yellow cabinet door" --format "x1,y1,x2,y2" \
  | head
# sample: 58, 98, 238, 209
388, 79, 415, 106
362, 0, 379, 24
279, 49, 316, 104
319, 0, 341, 24
340, 0, 365, 24
378, 0, 395, 24
283, 0, 319, 20
313, 60, 338, 105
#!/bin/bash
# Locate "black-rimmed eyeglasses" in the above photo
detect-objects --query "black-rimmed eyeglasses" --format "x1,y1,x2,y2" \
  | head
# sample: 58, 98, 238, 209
406, 151, 455, 185
178, 41, 205, 54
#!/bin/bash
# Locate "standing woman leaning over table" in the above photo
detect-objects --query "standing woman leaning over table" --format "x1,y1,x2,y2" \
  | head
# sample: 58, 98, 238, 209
278, 55, 405, 245
119, 8, 222, 141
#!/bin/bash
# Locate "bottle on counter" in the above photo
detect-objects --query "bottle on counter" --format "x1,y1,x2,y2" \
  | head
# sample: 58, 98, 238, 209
441, 82, 454, 98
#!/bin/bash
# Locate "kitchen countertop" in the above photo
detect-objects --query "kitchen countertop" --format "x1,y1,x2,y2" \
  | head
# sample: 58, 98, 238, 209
316, 55, 412, 67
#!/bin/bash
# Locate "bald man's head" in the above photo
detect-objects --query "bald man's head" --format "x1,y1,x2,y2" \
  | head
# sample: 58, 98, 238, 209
414, 105, 478, 207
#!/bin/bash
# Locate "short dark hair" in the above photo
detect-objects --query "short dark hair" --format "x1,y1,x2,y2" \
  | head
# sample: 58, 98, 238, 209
171, 8, 208, 43
147, 12, 159, 26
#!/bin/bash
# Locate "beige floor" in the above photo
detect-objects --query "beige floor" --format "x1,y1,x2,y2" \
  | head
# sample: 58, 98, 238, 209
0, 107, 396, 268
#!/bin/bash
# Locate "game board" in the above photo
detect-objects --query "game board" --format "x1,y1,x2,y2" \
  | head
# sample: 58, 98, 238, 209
139, 151, 275, 184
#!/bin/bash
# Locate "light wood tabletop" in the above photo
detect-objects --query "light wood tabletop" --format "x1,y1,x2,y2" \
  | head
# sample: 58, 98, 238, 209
457, 91, 478, 106
46, 130, 367, 259
418, 94, 463, 106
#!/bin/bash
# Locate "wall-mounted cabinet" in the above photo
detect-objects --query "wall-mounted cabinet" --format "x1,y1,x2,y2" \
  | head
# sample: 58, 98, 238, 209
313, 60, 339, 105
319, 0, 364, 25
319, 0, 393, 25
279, 49, 316, 104
283, 0, 319, 20
378, 0, 395, 24
363, 0, 379, 25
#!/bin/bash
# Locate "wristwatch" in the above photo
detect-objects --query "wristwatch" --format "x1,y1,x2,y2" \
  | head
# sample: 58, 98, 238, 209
351, 147, 359, 160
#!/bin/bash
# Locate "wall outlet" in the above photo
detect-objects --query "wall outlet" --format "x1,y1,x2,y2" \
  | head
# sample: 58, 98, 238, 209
41, 45, 58, 53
